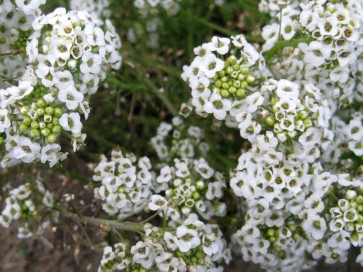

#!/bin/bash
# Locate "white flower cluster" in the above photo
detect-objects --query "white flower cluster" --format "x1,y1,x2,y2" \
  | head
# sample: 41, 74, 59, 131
70, 0, 111, 18
261, 0, 363, 106
233, 168, 362, 271
154, 157, 226, 223
0, 8, 122, 167
92, 149, 153, 219
329, 187, 363, 265
134, 0, 180, 16
257, 0, 363, 169
98, 215, 230, 272
0, 180, 54, 238
181, 35, 261, 121
0, 0, 44, 85
150, 116, 209, 163
180, 1, 363, 270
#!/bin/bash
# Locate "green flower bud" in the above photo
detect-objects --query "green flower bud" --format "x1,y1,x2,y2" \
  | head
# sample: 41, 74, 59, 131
298, 111, 308, 119
0, 136, 4, 145
212, 87, 221, 94
236, 88, 245, 98
241, 66, 249, 74
217, 70, 226, 78
221, 76, 228, 83
246, 74, 255, 83
47, 134, 57, 143
227, 55, 237, 65
267, 228, 275, 237
266, 116, 275, 126
36, 98, 47, 108
228, 86, 237, 94
233, 64, 240, 71
47, 123, 54, 129
23, 116, 32, 125
222, 83, 229, 90
52, 125, 62, 134
20, 106, 30, 115
41, 128, 51, 136
19, 124, 28, 132
226, 66, 234, 74
221, 90, 229, 98
31, 121, 39, 129
54, 108, 63, 117
45, 106, 54, 115
240, 81, 248, 88
192, 191, 200, 200
237, 74, 246, 81
356, 196, 363, 205
30, 129, 40, 138
288, 224, 296, 232
37, 108, 45, 116
303, 119, 312, 128
39, 122, 46, 129
215, 80, 222, 88
52, 117, 59, 125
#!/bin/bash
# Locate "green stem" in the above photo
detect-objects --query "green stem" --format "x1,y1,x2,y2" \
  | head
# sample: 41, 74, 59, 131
264, 38, 313, 63
0, 50, 24, 57
60, 208, 145, 233
183, 11, 236, 37
143, 78, 178, 115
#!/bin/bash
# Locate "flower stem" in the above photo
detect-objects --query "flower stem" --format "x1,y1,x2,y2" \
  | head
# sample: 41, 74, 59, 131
60, 208, 145, 233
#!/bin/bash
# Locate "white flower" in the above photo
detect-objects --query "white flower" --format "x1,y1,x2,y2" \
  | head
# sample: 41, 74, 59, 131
176, 225, 200, 252
15, 0, 46, 14
210, 36, 230, 55
59, 112, 83, 134
200, 54, 224, 78
148, 195, 168, 211
302, 214, 326, 240
58, 86, 84, 110
12, 137, 41, 163
80, 52, 103, 74
204, 93, 231, 120
0, 109, 10, 133
40, 144, 63, 167
275, 79, 299, 99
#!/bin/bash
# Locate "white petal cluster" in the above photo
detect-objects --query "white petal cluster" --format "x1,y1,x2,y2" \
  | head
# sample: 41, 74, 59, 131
98, 216, 230, 272
154, 158, 227, 223
261, 0, 363, 106
0, 1, 44, 85
182, 35, 261, 121
150, 116, 209, 163
0, 180, 55, 238
92, 149, 154, 219
0, 8, 122, 167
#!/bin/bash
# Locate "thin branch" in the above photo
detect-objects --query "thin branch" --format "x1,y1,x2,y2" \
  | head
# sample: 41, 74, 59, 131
60, 208, 145, 233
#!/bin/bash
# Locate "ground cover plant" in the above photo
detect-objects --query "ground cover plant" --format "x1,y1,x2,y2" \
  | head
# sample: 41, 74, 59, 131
1, 0, 363, 271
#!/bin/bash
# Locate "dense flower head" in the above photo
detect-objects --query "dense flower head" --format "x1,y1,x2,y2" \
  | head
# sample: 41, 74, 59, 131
92, 148, 154, 219
154, 157, 227, 223
0, 8, 122, 167
261, 0, 363, 106
0, 1, 44, 86
150, 116, 209, 163
0, 179, 55, 238
182, 34, 262, 121
98, 216, 231, 272
233, 163, 362, 271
